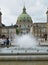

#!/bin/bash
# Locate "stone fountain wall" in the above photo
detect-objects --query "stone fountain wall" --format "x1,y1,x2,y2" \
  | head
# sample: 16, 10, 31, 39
0, 60, 48, 65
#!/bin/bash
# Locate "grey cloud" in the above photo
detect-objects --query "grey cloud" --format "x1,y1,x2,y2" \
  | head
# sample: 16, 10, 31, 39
0, 0, 48, 25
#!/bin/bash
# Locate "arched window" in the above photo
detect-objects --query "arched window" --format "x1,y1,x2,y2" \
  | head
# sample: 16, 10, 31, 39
20, 25, 21, 27
31, 24, 32, 26
28, 25, 29, 27
20, 20, 21, 22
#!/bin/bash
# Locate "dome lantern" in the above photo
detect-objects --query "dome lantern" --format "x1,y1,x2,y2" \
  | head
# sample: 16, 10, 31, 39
23, 6, 26, 14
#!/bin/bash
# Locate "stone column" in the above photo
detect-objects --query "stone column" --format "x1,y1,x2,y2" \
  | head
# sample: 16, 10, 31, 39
46, 23, 48, 40
0, 10, 2, 36
46, 8, 48, 40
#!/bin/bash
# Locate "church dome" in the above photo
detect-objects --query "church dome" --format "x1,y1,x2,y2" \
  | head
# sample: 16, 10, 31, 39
17, 6, 32, 22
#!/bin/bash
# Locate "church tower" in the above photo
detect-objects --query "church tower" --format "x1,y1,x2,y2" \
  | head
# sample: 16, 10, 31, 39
0, 9, 2, 25
46, 8, 48, 22
0, 9, 2, 36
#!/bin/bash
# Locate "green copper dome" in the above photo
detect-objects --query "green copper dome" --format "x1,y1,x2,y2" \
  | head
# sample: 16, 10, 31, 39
17, 6, 32, 22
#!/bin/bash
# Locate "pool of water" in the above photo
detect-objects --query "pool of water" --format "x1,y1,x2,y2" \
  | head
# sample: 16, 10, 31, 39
0, 34, 48, 54
0, 46, 48, 54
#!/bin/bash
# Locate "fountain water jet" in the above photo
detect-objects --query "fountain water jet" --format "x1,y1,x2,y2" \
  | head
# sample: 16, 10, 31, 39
12, 34, 39, 48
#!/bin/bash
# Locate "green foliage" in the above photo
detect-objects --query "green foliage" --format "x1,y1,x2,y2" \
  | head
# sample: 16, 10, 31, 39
16, 28, 19, 34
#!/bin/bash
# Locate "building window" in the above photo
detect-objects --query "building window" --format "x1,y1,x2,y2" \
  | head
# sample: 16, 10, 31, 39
20, 20, 21, 22
41, 28, 46, 32
28, 25, 29, 27
31, 25, 32, 26
20, 25, 21, 27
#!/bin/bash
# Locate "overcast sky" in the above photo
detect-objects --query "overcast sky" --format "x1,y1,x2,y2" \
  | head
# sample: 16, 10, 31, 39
0, 0, 48, 26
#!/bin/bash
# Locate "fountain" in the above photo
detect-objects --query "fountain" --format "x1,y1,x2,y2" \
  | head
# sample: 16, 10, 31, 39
10, 32, 48, 54
0, 30, 48, 61
12, 34, 39, 47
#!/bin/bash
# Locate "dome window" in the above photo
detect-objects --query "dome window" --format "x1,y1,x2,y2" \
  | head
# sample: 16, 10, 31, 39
24, 17, 25, 19
27, 17, 29, 19
20, 20, 21, 22
28, 20, 29, 22
17, 20, 18, 22
23, 19, 26, 22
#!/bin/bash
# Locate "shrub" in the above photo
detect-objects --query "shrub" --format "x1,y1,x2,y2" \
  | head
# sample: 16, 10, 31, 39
16, 28, 19, 34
